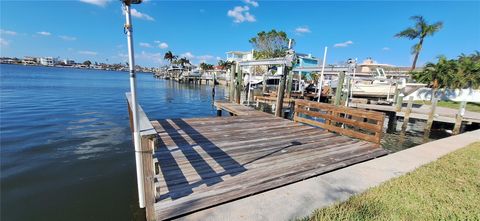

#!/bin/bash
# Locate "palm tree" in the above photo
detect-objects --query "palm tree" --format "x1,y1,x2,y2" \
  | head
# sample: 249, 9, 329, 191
163, 51, 177, 65
178, 57, 190, 68
395, 16, 443, 71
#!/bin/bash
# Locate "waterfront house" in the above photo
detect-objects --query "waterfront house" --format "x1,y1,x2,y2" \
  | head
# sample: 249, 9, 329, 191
40, 57, 57, 66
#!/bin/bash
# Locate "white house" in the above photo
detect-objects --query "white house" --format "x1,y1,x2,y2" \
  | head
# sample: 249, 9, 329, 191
40, 57, 57, 66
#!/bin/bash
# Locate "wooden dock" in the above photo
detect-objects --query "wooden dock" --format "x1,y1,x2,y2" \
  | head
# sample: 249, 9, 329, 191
349, 103, 480, 124
127, 94, 388, 220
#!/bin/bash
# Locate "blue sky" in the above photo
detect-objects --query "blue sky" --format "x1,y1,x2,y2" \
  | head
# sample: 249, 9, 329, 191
1, 0, 479, 67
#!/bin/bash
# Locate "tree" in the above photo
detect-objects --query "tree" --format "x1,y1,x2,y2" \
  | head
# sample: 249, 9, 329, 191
395, 16, 443, 71
217, 60, 235, 70
163, 51, 177, 65
199, 62, 214, 70
249, 29, 293, 59
178, 57, 190, 68
412, 52, 480, 93
83, 60, 92, 66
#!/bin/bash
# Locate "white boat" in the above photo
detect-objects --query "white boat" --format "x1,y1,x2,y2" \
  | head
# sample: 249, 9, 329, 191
338, 68, 426, 98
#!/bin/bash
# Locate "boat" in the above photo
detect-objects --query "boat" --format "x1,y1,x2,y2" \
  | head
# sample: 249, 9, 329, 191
333, 68, 426, 98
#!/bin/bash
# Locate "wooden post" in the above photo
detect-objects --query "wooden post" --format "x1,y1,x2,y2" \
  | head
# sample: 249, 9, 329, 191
452, 101, 467, 135
262, 73, 267, 94
235, 65, 243, 104
216, 108, 222, 117
275, 66, 287, 117
141, 135, 156, 221
334, 71, 346, 106
392, 83, 399, 103
424, 97, 438, 141
400, 97, 414, 136
395, 88, 404, 112
229, 64, 236, 102
286, 71, 293, 98
386, 111, 397, 133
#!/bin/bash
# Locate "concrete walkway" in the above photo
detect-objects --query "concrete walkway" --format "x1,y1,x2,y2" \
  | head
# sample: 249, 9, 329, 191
177, 130, 480, 221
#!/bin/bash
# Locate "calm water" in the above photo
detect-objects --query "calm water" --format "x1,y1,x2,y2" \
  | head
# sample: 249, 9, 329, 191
0, 64, 225, 221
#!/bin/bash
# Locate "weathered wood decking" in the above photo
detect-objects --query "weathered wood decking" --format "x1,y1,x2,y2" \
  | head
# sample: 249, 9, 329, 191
148, 104, 387, 220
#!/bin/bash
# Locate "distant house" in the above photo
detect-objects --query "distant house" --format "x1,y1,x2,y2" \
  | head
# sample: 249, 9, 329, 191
226, 50, 254, 74
357, 57, 393, 73
40, 57, 57, 66
22, 56, 39, 65
63, 59, 75, 66
291, 53, 320, 81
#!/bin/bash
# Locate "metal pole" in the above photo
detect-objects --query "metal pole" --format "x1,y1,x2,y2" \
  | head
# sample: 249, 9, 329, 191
317, 46, 327, 102
124, 3, 145, 208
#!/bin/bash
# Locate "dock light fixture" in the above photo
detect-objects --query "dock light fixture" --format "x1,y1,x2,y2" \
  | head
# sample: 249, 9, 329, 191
121, 0, 145, 209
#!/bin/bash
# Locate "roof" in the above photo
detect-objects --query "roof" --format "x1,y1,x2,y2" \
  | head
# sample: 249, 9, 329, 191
226, 51, 251, 55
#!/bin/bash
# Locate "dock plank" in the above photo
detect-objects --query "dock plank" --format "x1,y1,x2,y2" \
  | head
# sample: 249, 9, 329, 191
150, 113, 387, 220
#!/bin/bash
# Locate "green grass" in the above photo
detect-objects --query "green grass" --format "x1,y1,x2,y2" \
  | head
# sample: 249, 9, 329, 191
301, 142, 480, 221
414, 100, 480, 113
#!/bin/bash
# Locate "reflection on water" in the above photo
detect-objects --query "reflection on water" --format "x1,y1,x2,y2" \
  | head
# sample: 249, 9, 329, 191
0, 64, 224, 221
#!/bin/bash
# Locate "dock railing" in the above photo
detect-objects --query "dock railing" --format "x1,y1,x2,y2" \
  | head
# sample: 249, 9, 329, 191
294, 99, 385, 144
126, 93, 157, 221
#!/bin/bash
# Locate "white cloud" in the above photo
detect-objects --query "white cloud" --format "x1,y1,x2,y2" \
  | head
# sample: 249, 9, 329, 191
126, 8, 155, 21
216, 56, 222, 60
382, 47, 390, 51
78, 50, 98, 55
197, 55, 214, 63
243, 0, 259, 7
154, 40, 161, 44
158, 42, 168, 49
0, 29, 17, 36
139, 42, 152, 48
334, 40, 353, 48
0, 38, 9, 46
37, 31, 51, 36
295, 26, 311, 34
180, 52, 195, 59
59, 35, 76, 41
79, 0, 111, 7
227, 6, 256, 23
137, 51, 165, 65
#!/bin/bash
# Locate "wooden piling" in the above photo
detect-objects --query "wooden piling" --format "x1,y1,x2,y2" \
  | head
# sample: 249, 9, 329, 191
386, 112, 397, 133
452, 101, 467, 135
141, 135, 156, 221
262, 73, 267, 94
286, 71, 293, 98
395, 88, 404, 112
424, 97, 438, 141
400, 96, 414, 136
275, 66, 287, 117
334, 71, 346, 106
229, 64, 236, 102
235, 65, 243, 104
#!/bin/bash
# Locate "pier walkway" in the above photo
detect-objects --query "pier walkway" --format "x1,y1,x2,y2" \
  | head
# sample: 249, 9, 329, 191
177, 129, 480, 221
349, 103, 480, 124
127, 94, 388, 220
